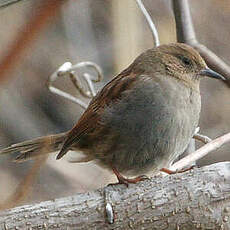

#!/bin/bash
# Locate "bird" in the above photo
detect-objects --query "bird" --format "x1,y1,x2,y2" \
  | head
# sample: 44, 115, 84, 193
0, 43, 225, 185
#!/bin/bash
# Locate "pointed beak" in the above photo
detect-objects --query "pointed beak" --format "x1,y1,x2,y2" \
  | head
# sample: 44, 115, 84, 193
199, 68, 226, 81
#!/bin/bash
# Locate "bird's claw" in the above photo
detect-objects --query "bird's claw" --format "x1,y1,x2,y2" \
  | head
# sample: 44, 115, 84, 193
108, 175, 149, 187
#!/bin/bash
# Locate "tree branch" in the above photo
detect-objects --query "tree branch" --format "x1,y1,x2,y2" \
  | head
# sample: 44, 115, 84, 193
171, 132, 230, 171
172, 0, 230, 86
1, 162, 230, 229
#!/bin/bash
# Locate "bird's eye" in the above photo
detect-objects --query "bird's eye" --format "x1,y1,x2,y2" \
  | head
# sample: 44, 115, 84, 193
180, 56, 192, 66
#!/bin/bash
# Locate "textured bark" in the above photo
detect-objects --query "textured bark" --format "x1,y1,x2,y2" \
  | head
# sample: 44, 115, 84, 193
0, 162, 230, 229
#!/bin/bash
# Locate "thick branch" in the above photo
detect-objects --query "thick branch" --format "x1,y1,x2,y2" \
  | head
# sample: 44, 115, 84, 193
1, 162, 230, 229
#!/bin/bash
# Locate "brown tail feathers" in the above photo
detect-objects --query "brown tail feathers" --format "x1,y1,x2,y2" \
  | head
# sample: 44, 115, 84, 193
0, 133, 67, 162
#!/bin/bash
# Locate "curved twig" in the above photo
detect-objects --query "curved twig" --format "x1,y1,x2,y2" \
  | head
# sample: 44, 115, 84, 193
193, 133, 212, 144
47, 61, 103, 109
135, 0, 160, 47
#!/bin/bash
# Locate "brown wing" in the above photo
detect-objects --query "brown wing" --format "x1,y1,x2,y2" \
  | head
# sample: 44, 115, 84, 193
56, 66, 139, 159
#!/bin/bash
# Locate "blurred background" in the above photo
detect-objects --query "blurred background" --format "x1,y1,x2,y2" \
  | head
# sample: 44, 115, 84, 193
0, 0, 229, 208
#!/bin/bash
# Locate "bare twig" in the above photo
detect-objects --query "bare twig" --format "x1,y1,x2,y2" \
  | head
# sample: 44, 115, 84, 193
48, 63, 88, 109
135, 0, 160, 46
48, 61, 103, 109
170, 132, 230, 171
193, 133, 212, 144
192, 127, 212, 144
172, 0, 230, 86
191, 43, 230, 86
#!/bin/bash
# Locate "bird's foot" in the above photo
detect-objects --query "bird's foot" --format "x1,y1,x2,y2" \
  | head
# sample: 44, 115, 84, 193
160, 166, 195, 175
110, 166, 149, 187
109, 175, 149, 187
118, 175, 149, 187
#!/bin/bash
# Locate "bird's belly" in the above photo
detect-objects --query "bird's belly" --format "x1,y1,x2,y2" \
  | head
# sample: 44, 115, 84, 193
121, 108, 199, 176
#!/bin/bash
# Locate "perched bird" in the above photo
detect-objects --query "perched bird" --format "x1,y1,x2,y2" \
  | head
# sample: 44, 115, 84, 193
0, 43, 225, 185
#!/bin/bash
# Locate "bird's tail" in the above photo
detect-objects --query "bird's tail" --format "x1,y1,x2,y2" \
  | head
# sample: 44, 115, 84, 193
0, 133, 67, 162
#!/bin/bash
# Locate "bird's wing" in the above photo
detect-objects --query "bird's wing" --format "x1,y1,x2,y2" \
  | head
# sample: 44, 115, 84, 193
56, 66, 139, 159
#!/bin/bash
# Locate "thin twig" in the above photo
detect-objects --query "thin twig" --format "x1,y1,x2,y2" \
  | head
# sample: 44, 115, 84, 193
70, 61, 103, 83
172, 0, 230, 86
170, 132, 230, 171
47, 61, 103, 109
135, 0, 160, 46
48, 85, 88, 109
48, 62, 88, 109
83, 73, 97, 97
69, 73, 92, 99
193, 133, 212, 144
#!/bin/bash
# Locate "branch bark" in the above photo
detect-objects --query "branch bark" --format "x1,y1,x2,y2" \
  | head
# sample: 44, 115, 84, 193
1, 162, 230, 229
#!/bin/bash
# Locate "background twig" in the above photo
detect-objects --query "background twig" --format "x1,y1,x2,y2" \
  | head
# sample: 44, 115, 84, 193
171, 132, 230, 171
135, 0, 160, 47
172, 0, 230, 86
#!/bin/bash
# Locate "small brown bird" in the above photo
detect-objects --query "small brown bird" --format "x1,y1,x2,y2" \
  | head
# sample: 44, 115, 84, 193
0, 43, 225, 185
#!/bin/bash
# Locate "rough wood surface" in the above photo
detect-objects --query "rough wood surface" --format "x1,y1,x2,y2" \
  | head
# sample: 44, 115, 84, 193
0, 162, 230, 229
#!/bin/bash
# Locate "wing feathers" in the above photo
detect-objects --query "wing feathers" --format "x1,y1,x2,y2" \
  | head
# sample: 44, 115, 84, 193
56, 69, 138, 159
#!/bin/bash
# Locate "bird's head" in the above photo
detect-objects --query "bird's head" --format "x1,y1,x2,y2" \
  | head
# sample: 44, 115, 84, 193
134, 43, 225, 89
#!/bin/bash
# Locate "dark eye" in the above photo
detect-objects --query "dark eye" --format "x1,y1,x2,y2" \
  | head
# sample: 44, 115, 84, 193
180, 56, 192, 66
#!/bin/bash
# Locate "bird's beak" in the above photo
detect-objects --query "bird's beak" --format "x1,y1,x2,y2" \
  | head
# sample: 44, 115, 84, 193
199, 68, 226, 81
